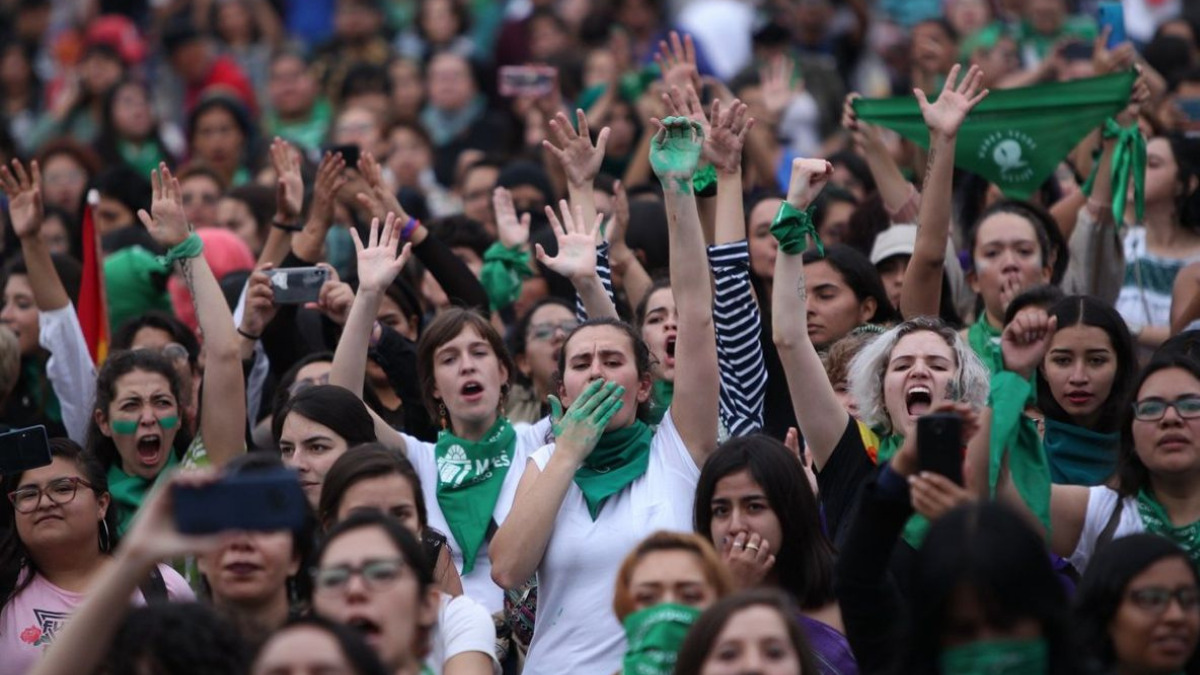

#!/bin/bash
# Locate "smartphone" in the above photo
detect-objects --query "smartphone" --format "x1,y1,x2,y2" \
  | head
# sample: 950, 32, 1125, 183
917, 412, 964, 485
498, 66, 557, 98
173, 468, 308, 535
1097, 1, 1126, 50
0, 425, 52, 475
325, 143, 361, 169
1179, 97, 1200, 122
1060, 41, 1094, 62
269, 266, 328, 304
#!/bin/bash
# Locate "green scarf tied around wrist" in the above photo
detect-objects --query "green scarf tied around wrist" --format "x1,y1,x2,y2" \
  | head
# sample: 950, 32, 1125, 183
480, 242, 534, 312
574, 420, 653, 520
967, 314, 1004, 375
875, 432, 932, 548
770, 202, 824, 256
988, 371, 1053, 533
107, 448, 180, 536
622, 603, 702, 675
939, 638, 1048, 675
435, 417, 516, 575
155, 232, 204, 267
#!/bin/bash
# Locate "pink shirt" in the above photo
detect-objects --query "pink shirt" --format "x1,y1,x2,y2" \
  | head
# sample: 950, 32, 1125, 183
0, 565, 194, 675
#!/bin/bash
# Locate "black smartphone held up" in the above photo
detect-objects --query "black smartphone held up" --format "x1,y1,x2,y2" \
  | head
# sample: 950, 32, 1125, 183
917, 412, 964, 485
269, 266, 328, 304
325, 143, 361, 169
173, 468, 308, 535
0, 425, 52, 475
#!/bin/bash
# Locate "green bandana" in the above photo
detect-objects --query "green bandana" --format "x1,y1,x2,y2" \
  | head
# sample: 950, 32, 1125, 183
648, 380, 674, 425
435, 418, 516, 575
988, 372, 1053, 533
967, 314, 1005, 375
1042, 417, 1118, 486
854, 72, 1135, 199
107, 449, 180, 536
156, 232, 204, 267
692, 164, 718, 197
876, 432, 932, 548
939, 638, 1048, 675
1105, 118, 1146, 226
770, 202, 824, 256
622, 603, 701, 675
480, 242, 534, 312
1137, 489, 1200, 565
574, 420, 653, 519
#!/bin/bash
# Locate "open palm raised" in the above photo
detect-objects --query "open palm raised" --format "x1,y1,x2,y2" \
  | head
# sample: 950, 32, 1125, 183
915, 64, 989, 139
536, 199, 603, 281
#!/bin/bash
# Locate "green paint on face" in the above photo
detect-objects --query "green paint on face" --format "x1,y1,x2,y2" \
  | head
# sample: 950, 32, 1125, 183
157, 415, 179, 430
110, 420, 140, 435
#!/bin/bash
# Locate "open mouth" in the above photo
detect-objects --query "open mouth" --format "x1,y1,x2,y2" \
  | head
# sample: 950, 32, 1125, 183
905, 386, 932, 416
346, 616, 382, 642
460, 381, 484, 399
136, 434, 163, 465
666, 336, 676, 360
224, 562, 262, 576
1065, 391, 1093, 405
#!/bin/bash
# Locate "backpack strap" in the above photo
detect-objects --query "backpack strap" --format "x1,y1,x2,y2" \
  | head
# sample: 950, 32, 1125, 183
138, 565, 169, 604
1095, 497, 1125, 553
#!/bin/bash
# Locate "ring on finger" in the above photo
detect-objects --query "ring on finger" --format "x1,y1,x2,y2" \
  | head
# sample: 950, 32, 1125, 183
744, 543, 760, 552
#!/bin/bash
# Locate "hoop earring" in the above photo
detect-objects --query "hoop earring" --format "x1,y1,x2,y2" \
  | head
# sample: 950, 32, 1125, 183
438, 401, 448, 430
98, 519, 112, 553
498, 384, 509, 417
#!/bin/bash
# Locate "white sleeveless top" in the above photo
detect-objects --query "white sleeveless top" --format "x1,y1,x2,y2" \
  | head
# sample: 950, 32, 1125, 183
521, 411, 701, 675
1068, 485, 1146, 576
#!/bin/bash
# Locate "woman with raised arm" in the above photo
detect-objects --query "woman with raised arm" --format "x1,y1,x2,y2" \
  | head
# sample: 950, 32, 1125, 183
488, 115, 720, 675
84, 163, 246, 533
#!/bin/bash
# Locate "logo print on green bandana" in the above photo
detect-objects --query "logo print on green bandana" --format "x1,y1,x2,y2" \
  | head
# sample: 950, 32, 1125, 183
981, 130, 1036, 186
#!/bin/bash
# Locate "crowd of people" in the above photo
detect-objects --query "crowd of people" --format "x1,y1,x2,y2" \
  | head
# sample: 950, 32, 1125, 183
1, 0, 1200, 673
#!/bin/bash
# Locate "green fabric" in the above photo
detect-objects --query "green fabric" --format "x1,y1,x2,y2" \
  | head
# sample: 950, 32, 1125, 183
875, 432, 931, 548
107, 449, 180, 536
1017, 15, 1097, 60
105, 246, 174, 333
20, 358, 62, 424
1042, 417, 1119, 486
1137, 490, 1200, 564
691, 164, 718, 197
156, 232, 204, 267
622, 603, 702, 675
988, 371, 1053, 533
435, 417, 516, 575
967, 314, 1005, 374
648, 379, 674, 425
574, 420, 653, 519
853, 72, 1135, 199
480, 242, 533, 312
1103, 118, 1146, 227
265, 98, 333, 151
770, 202, 823, 256
939, 638, 1048, 675
117, 140, 168, 178
959, 22, 1009, 60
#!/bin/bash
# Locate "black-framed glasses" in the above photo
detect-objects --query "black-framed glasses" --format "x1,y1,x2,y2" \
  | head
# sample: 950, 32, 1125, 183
1132, 395, 1200, 421
8, 477, 96, 514
529, 321, 578, 342
312, 558, 406, 593
1128, 587, 1200, 614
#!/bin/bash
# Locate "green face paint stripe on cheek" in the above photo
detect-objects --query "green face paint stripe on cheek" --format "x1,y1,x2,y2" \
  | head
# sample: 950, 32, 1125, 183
111, 420, 139, 435
157, 416, 179, 430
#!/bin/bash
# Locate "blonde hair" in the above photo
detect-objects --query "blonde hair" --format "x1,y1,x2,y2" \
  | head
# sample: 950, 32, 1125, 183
612, 531, 734, 621
0, 327, 18, 403
847, 317, 988, 434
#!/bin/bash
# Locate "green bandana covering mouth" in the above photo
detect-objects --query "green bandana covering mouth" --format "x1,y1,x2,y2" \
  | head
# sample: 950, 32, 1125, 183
574, 420, 654, 519
622, 603, 701, 675
939, 638, 1048, 675
853, 72, 1136, 200
435, 417, 516, 575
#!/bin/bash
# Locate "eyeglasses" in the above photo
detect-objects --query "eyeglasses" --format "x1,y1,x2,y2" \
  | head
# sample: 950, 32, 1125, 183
1128, 587, 1200, 614
8, 477, 96, 514
312, 558, 406, 593
529, 321, 578, 342
1132, 396, 1200, 421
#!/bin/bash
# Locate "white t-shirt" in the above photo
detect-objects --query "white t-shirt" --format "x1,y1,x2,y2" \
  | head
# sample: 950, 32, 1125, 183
1069, 485, 1145, 576
426, 592, 500, 675
0, 564, 194, 675
522, 411, 701, 675
406, 418, 552, 613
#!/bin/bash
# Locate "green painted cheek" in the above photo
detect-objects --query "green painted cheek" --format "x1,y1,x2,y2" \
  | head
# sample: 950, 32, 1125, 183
110, 420, 139, 435
157, 415, 179, 430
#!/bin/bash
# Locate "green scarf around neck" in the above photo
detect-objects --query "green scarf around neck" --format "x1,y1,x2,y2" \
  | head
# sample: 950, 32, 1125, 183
648, 380, 674, 425
622, 603, 701, 675
939, 637, 1048, 675
435, 417, 516, 575
1137, 490, 1200, 565
107, 449, 180, 536
1042, 417, 1119, 486
574, 420, 653, 520
876, 432, 931, 548
967, 314, 1005, 375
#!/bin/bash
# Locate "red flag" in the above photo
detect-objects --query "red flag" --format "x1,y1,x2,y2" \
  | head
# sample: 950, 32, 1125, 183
78, 189, 108, 363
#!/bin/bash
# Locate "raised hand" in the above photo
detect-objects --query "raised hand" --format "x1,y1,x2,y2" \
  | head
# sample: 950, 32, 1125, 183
270, 138, 304, 222
1116, 66, 1152, 127
544, 109, 611, 188
842, 92, 882, 153
1093, 26, 1136, 76
649, 116, 704, 188
663, 84, 710, 140
356, 151, 409, 222
309, 152, 348, 228
0, 159, 44, 240
607, 179, 631, 249
351, 212, 413, 293
705, 98, 753, 174
760, 55, 800, 121
240, 264, 278, 338
892, 401, 980, 477
722, 531, 776, 590
309, 263, 356, 325
786, 426, 819, 498
137, 163, 192, 248
915, 64, 989, 140
654, 31, 702, 96
493, 187, 531, 250
536, 199, 603, 281
549, 379, 626, 463
1001, 307, 1057, 380
785, 157, 833, 211
121, 470, 236, 566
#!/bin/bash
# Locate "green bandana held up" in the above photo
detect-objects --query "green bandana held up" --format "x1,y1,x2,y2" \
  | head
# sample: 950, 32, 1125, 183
647, 380, 674, 426
574, 420, 654, 519
1137, 490, 1200, 564
939, 638, 1048, 675
435, 418, 516, 574
1042, 418, 1119, 486
622, 603, 702, 675
770, 202, 824, 256
854, 72, 1135, 200
876, 433, 932, 548
1080, 118, 1147, 229
108, 449, 180, 536
967, 314, 1005, 375
988, 372, 1053, 533
480, 242, 534, 312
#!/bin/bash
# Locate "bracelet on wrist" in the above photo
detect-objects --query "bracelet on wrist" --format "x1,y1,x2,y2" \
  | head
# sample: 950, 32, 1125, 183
156, 231, 204, 266
272, 219, 304, 233
400, 217, 419, 241
237, 326, 261, 341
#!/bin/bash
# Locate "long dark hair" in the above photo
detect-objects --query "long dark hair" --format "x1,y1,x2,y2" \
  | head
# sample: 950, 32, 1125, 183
1073, 533, 1200, 675
271, 384, 377, 449
672, 588, 820, 675
86, 349, 192, 472
318, 443, 428, 532
1117, 354, 1200, 497
802, 244, 901, 326
966, 199, 1058, 282
900, 502, 1082, 675
312, 510, 434, 604
0, 439, 118, 610
94, 78, 176, 169
693, 435, 836, 611
255, 615, 390, 675
416, 307, 515, 422
555, 317, 655, 422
